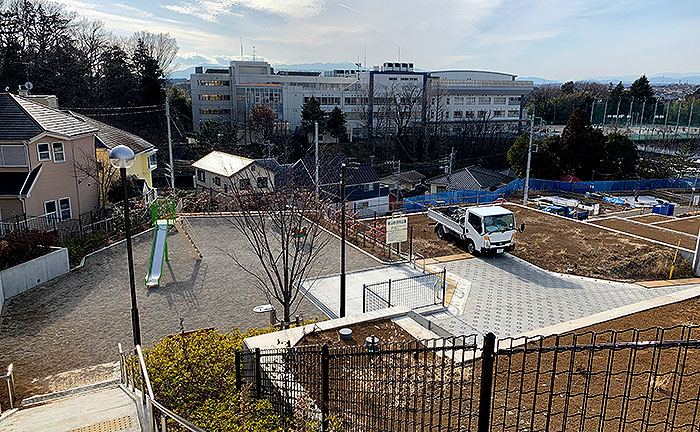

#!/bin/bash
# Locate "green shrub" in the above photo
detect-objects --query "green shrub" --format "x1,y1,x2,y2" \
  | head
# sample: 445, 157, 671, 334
63, 231, 107, 266
144, 323, 328, 432
0, 230, 59, 270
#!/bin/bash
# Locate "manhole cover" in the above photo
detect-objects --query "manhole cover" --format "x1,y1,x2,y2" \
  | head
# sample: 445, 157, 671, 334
66, 416, 132, 432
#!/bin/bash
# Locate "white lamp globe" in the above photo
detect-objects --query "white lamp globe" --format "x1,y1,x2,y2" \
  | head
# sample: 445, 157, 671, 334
109, 145, 135, 169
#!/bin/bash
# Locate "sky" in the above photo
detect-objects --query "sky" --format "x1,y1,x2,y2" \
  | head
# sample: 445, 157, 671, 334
53, 0, 700, 81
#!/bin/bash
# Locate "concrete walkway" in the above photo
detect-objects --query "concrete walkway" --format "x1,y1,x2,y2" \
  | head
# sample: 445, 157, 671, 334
301, 264, 425, 318
434, 254, 698, 337
1, 385, 140, 432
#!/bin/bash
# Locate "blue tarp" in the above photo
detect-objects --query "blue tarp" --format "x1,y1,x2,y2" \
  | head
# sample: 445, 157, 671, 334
403, 177, 697, 213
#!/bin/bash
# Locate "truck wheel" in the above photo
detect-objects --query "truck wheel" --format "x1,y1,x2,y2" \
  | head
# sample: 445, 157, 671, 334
436, 225, 446, 239
466, 240, 476, 255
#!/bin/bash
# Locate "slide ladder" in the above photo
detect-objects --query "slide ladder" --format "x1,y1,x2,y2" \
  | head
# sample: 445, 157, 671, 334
174, 216, 203, 260
145, 221, 169, 288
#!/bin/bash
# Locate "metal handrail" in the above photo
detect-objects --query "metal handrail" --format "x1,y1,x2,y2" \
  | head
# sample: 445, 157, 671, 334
0, 363, 15, 413
119, 344, 208, 432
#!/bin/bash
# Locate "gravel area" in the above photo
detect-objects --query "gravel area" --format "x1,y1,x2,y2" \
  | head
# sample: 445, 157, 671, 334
0, 216, 380, 402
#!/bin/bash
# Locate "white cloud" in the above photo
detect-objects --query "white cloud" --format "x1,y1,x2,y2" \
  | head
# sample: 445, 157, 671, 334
164, 0, 322, 21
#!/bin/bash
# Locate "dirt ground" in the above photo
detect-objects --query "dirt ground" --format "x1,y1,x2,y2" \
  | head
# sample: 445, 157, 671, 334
363, 206, 694, 281
590, 217, 696, 250
298, 320, 413, 348
504, 205, 693, 280
293, 298, 700, 432
627, 213, 673, 223
407, 213, 465, 258
655, 215, 700, 235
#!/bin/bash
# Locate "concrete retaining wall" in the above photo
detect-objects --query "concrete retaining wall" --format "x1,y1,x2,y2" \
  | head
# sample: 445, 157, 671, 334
0, 247, 70, 313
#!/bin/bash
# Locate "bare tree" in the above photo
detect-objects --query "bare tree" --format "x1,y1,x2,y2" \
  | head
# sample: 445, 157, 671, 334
222, 172, 331, 325
73, 149, 118, 209
123, 31, 179, 74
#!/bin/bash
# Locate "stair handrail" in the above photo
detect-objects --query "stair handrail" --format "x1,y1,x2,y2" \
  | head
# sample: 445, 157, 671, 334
119, 343, 208, 432
0, 363, 15, 413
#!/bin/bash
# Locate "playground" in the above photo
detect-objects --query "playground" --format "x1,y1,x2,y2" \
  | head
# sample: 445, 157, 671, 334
0, 202, 381, 404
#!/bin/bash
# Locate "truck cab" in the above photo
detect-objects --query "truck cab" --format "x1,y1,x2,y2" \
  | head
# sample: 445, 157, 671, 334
428, 205, 518, 255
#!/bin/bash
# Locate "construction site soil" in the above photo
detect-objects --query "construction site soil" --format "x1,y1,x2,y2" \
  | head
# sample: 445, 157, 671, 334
655, 215, 700, 235
590, 217, 696, 250
402, 206, 693, 281
627, 213, 673, 223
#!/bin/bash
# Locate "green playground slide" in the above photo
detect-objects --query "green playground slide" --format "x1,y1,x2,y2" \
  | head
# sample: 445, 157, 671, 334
145, 222, 168, 288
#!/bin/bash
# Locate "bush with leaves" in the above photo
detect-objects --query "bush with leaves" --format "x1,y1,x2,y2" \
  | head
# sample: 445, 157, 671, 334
63, 231, 107, 266
0, 230, 59, 270
143, 323, 327, 432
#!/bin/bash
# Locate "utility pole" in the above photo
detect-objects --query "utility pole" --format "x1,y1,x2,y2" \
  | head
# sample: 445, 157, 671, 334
340, 163, 347, 318
675, 100, 682, 135
640, 99, 646, 135
615, 99, 621, 125
165, 97, 175, 192
446, 147, 455, 191
395, 159, 401, 202
590, 101, 595, 124
523, 109, 535, 206
314, 121, 319, 200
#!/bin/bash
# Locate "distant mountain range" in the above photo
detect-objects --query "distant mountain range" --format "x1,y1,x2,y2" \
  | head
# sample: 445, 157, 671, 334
171, 63, 700, 86
171, 62, 359, 79
519, 73, 700, 86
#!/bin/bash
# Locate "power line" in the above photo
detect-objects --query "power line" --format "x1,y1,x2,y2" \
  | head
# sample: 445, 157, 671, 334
64, 104, 164, 111
77, 108, 165, 117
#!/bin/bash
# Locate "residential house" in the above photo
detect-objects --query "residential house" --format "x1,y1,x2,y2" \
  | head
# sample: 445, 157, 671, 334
71, 113, 158, 190
0, 93, 99, 223
291, 155, 390, 217
426, 165, 517, 194
192, 151, 278, 193
380, 169, 427, 195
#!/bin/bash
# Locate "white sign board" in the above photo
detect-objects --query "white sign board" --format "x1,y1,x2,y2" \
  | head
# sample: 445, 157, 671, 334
386, 216, 408, 244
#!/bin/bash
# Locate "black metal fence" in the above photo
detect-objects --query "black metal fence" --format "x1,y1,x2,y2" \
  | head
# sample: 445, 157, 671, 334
363, 268, 447, 313
236, 325, 700, 432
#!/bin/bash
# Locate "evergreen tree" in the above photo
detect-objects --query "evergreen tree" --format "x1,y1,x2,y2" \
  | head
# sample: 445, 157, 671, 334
507, 132, 561, 179
98, 44, 136, 107
326, 107, 347, 142
300, 97, 326, 134
559, 107, 604, 179
629, 75, 656, 103
560, 81, 575, 94
601, 132, 638, 179
132, 39, 165, 106
609, 81, 627, 103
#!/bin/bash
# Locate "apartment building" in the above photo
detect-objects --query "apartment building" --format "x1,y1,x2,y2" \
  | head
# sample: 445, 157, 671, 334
191, 61, 533, 139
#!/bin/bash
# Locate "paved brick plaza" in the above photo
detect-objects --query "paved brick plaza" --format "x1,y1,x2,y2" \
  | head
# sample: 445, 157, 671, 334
0, 216, 380, 399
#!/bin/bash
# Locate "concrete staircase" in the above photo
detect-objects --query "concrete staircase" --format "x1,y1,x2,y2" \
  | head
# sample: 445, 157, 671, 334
1, 384, 142, 432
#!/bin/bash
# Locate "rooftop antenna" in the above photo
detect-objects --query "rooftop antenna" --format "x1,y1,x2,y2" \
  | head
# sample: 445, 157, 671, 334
253, 46, 256, 62
240, 37, 243, 60
398, 46, 400, 62
364, 44, 366, 68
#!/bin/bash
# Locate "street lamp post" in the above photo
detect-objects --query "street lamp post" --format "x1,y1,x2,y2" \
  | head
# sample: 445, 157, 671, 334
340, 163, 347, 318
109, 145, 142, 347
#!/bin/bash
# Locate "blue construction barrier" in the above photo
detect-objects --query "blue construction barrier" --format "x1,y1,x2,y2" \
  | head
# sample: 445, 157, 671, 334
403, 177, 697, 212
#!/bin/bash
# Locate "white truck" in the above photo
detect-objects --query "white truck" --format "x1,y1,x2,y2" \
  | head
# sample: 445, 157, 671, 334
427, 205, 521, 255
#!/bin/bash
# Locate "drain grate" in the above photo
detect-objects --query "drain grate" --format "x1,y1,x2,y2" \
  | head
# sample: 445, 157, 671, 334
67, 416, 132, 432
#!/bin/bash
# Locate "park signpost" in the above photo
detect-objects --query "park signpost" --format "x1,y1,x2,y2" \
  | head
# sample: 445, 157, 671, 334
386, 216, 408, 259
